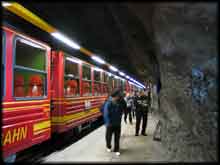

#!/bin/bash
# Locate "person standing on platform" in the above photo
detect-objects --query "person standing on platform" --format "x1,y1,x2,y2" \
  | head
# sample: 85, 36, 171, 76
103, 89, 123, 156
132, 91, 138, 118
118, 91, 127, 118
124, 93, 133, 124
135, 90, 151, 136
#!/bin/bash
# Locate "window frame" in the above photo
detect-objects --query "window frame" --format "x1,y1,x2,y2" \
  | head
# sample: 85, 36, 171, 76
13, 36, 48, 100
64, 55, 80, 97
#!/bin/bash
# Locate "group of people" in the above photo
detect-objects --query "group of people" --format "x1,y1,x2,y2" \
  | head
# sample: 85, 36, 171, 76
100, 88, 152, 156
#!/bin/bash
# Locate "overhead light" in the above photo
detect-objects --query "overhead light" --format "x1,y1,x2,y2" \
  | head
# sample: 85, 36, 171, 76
109, 66, 118, 72
107, 72, 112, 76
2, 2, 11, 7
51, 32, 80, 50
19, 38, 45, 50
119, 72, 125, 76
66, 57, 82, 64
91, 55, 105, 64
94, 67, 103, 72
126, 75, 130, 79
114, 75, 120, 79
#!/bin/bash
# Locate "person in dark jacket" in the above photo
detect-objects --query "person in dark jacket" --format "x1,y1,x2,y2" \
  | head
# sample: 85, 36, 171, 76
132, 91, 138, 118
103, 89, 123, 156
135, 90, 151, 136
124, 93, 133, 124
118, 91, 127, 117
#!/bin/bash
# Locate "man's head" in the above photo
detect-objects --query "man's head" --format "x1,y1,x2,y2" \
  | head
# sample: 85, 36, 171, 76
111, 89, 121, 102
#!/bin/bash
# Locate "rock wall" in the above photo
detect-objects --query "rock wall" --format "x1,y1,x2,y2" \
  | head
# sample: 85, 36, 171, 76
125, 2, 218, 161
152, 3, 218, 161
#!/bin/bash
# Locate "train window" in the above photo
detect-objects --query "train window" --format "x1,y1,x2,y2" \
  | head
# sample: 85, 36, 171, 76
94, 69, 101, 96
108, 76, 113, 92
103, 72, 108, 83
65, 56, 79, 77
82, 81, 92, 96
14, 69, 46, 97
94, 82, 101, 96
64, 77, 79, 97
82, 64, 91, 96
120, 79, 125, 90
64, 56, 79, 97
113, 77, 119, 89
82, 64, 91, 80
15, 38, 46, 71
94, 70, 101, 82
2, 32, 6, 97
14, 38, 47, 98
100, 72, 108, 95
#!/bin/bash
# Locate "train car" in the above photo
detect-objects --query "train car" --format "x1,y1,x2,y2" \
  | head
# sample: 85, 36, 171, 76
50, 51, 110, 133
1, 25, 141, 160
2, 26, 51, 158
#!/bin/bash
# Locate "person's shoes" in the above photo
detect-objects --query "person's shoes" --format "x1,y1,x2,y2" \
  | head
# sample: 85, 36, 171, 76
115, 152, 120, 156
141, 133, 147, 136
130, 122, 133, 125
106, 148, 111, 152
135, 133, 139, 136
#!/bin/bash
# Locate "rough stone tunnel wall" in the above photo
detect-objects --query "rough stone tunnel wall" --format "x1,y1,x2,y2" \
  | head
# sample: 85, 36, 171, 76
152, 3, 218, 161
126, 2, 218, 161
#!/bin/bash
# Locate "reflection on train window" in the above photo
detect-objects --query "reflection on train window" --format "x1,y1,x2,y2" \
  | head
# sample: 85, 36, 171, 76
94, 70, 101, 82
122, 80, 126, 91
103, 72, 108, 83
94, 69, 101, 96
16, 38, 46, 70
65, 57, 79, 77
2, 32, 5, 97
102, 84, 108, 95
64, 77, 79, 97
82, 65, 91, 80
113, 78, 118, 89
120, 80, 124, 90
94, 82, 101, 96
64, 57, 79, 97
14, 69, 46, 97
82, 64, 91, 96
108, 76, 113, 93
14, 38, 47, 98
101, 72, 108, 96
82, 81, 92, 96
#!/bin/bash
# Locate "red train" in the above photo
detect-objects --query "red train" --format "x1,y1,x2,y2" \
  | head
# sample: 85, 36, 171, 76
2, 26, 140, 158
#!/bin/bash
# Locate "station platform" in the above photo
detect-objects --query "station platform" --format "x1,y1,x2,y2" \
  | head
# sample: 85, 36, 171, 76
43, 114, 169, 162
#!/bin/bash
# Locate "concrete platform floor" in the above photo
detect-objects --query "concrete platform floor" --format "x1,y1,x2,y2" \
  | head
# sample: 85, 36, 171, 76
43, 114, 170, 163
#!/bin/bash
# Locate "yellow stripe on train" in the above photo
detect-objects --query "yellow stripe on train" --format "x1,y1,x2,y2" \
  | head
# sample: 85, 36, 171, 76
52, 108, 100, 123
3, 104, 50, 111
33, 120, 51, 132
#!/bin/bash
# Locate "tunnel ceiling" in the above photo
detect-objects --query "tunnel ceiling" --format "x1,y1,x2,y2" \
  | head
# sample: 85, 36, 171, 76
6, 2, 158, 83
